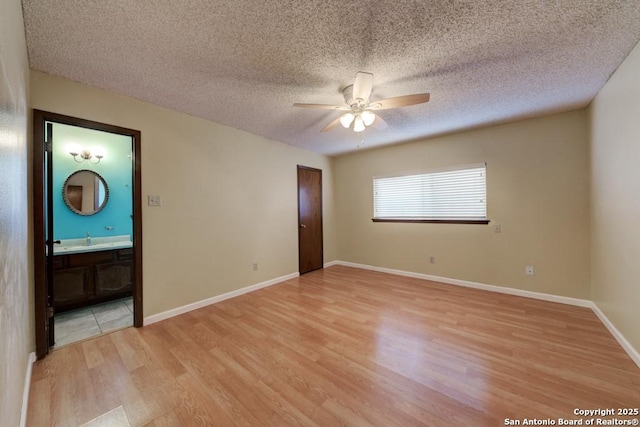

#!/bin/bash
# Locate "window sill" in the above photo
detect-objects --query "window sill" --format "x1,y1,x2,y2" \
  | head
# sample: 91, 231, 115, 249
372, 218, 490, 224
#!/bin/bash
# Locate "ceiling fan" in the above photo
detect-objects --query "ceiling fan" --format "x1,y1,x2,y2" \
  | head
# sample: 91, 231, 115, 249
294, 72, 430, 133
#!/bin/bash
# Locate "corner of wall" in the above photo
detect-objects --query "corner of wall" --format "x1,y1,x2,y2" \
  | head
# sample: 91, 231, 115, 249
0, 0, 36, 425
587, 39, 640, 358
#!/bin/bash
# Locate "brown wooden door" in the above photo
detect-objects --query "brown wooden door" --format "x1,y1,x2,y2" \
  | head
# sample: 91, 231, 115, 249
298, 166, 323, 274
67, 185, 83, 211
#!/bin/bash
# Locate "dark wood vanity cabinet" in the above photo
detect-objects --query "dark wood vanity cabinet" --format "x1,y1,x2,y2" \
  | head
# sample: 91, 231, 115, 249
51, 248, 133, 313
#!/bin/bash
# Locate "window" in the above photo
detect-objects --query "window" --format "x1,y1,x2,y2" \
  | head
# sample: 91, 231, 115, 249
372, 163, 488, 223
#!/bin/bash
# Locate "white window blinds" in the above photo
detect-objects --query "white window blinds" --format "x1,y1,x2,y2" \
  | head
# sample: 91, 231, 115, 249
373, 164, 487, 220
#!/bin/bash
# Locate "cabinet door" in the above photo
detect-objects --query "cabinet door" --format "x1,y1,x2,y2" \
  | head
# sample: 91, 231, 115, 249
95, 261, 133, 297
54, 267, 89, 309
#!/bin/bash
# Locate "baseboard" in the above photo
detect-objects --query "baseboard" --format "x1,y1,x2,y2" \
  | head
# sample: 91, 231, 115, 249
144, 272, 299, 326
323, 260, 340, 268
590, 302, 640, 368
335, 261, 592, 307
333, 261, 640, 367
20, 352, 37, 427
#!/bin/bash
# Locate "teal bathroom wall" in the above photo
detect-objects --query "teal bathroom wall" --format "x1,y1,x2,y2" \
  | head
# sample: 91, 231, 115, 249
51, 122, 133, 240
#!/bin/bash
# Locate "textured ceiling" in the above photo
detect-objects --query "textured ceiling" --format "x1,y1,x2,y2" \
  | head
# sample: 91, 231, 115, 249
22, 1, 640, 156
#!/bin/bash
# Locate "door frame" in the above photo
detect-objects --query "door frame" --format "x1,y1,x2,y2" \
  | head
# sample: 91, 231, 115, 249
32, 110, 143, 359
297, 165, 323, 274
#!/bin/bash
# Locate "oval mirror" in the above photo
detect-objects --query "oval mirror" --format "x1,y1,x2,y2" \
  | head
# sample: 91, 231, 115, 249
62, 169, 109, 215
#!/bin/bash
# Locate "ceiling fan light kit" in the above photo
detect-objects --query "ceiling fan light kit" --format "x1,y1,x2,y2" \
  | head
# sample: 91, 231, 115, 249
353, 115, 366, 132
361, 110, 375, 126
340, 112, 355, 128
337, 83, 374, 132
294, 71, 430, 134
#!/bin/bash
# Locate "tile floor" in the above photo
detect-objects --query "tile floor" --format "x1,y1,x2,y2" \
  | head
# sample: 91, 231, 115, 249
54, 297, 133, 348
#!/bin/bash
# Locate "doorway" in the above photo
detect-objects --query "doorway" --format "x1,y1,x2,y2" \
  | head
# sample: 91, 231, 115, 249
297, 165, 323, 274
33, 110, 143, 359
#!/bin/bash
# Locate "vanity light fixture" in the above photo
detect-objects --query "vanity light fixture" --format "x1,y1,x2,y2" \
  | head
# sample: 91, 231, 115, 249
69, 148, 104, 164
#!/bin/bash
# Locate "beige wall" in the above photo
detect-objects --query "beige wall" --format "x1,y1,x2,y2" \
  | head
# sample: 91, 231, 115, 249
334, 110, 591, 299
589, 41, 640, 352
0, 0, 32, 425
30, 71, 336, 317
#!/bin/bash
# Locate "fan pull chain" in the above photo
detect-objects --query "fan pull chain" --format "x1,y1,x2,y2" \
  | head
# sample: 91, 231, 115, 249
357, 134, 366, 149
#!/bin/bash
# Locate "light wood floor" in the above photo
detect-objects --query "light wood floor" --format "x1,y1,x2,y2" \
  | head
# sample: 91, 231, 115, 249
28, 266, 640, 426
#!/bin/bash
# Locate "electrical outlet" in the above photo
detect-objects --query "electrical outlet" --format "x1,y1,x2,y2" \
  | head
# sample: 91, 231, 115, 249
493, 224, 501, 233
429, 256, 435, 264
252, 262, 258, 271
147, 195, 162, 206
525, 265, 534, 276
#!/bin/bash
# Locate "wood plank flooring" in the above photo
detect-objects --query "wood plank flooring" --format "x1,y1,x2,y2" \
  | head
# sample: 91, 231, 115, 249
27, 266, 640, 426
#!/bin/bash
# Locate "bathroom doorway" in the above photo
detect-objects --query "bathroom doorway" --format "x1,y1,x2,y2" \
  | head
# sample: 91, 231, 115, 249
33, 110, 143, 359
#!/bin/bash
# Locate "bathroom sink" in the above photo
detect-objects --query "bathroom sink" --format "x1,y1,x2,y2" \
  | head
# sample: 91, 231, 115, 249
52, 236, 132, 255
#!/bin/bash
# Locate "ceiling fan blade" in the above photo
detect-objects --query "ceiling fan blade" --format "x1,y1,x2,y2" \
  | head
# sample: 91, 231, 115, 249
369, 93, 430, 110
353, 72, 374, 101
293, 103, 350, 110
371, 114, 388, 130
321, 116, 343, 132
